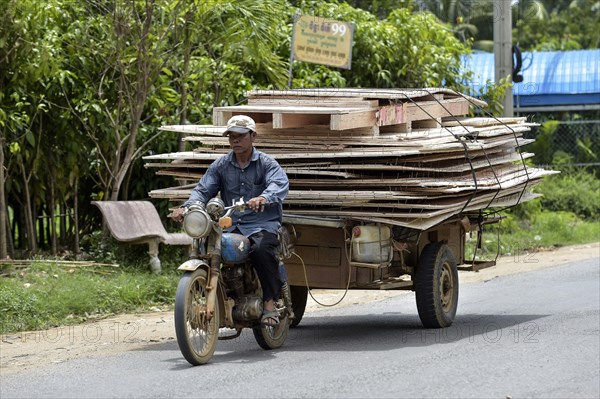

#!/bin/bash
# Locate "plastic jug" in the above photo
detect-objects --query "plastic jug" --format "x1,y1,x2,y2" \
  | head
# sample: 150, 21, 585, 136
351, 224, 392, 263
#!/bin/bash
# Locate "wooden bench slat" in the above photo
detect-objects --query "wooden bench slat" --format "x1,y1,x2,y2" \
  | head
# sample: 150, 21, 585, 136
92, 201, 191, 273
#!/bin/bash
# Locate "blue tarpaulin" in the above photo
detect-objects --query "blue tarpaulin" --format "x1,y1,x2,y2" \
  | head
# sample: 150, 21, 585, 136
462, 49, 600, 109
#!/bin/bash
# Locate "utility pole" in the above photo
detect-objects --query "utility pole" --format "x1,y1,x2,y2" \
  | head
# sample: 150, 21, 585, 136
494, 0, 513, 116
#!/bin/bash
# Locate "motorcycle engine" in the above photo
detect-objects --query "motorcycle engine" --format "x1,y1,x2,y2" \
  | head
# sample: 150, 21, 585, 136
222, 265, 245, 298
233, 296, 263, 321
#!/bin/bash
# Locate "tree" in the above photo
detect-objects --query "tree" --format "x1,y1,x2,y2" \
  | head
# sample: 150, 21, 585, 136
340, 0, 412, 18
60, 0, 291, 202
514, 0, 599, 50
0, 0, 73, 255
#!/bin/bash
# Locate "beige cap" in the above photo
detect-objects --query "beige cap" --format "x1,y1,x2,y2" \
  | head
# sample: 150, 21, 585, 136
223, 115, 256, 136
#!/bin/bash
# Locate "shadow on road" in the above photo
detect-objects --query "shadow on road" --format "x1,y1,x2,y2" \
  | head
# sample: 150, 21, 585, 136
275, 312, 548, 351
140, 312, 548, 368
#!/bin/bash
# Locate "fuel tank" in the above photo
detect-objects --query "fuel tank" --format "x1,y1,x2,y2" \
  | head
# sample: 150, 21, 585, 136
221, 233, 251, 264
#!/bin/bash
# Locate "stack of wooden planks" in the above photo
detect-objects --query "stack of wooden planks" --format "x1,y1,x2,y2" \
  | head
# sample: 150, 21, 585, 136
144, 88, 557, 230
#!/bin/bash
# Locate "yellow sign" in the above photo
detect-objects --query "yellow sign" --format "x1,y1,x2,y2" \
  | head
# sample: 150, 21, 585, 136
292, 15, 354, 70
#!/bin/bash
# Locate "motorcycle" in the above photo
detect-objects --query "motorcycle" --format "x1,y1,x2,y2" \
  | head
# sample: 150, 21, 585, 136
174, 197, 294, 365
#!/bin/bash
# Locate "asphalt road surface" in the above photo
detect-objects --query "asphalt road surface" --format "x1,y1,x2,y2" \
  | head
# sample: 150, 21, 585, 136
1, 257, 598, 398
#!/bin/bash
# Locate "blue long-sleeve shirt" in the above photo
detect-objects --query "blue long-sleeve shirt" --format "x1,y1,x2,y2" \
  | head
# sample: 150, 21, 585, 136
183, 148, 289, 236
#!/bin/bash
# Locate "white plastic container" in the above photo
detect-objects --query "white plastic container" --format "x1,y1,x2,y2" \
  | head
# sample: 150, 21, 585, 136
351, 224, 392, 263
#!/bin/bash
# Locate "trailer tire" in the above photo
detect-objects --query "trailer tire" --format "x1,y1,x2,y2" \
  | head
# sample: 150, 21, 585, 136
415, 242, 458, 328
290, 285, 308, 328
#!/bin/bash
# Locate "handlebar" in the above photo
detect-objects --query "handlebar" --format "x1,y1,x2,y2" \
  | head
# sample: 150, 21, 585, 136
225, 197, 270, 215
223, 198, 248, 216
185, 197, 266, 222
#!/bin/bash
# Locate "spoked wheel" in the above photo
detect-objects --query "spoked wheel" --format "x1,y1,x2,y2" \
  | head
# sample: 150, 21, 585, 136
415, 242, 459, 328
253, 300, 290, 350
174, 269, 219, 365
290, 285, 308, 328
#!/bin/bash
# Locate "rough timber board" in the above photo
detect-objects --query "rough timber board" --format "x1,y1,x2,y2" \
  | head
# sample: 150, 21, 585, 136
403, 98, 469, 123
331, 110, 378, 130
213, 105, 373, 114
282, 187, 523, 209
374, 98, 467, 126
282, 185, 536, 222
282, 209, 457, 231
248, 96, 379, 108
142, 137, 532, 162
156, 168, 361, 179
159, 125, 225, 135
283, 199, 452, 210
308, 152, 534, 173
284, 207, 455, 220
181, 136, 424, 148
286, 165, 538, 191
144, 162, 213, 169
472, 125, 533, 138
443, 116, 528, 127
246, 87, 487, 108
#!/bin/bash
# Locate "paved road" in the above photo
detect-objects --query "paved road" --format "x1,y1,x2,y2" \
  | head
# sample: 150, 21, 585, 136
1, 258, 599, 398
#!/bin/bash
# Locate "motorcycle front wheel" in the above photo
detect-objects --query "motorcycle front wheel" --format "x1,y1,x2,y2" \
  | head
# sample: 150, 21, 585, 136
252, 304, 290, 350
174, 269, 219, 365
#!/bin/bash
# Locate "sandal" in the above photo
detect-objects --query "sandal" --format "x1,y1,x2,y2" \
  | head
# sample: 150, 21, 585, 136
261, 309, 280, 326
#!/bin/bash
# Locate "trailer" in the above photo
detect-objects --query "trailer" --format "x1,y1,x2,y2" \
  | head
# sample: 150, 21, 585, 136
281, 213, 497, 328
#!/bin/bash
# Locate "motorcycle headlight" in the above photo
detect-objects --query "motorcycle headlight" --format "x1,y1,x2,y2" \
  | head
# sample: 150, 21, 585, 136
206, 197, 225, 218
183, 209, 212, 238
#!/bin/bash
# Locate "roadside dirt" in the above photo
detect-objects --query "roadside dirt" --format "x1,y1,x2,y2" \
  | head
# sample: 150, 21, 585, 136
1, 242, 598, 375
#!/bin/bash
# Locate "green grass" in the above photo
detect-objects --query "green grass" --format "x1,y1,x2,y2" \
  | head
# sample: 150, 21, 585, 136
0, 262, 180, 334
501, 211, 598, 248
466, 210, 599, 261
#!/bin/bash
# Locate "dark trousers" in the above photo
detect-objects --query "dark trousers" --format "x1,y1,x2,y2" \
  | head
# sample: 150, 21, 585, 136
247, 231, 282, 302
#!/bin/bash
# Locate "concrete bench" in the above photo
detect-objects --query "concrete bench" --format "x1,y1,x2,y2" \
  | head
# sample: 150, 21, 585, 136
92, 201, 191, 273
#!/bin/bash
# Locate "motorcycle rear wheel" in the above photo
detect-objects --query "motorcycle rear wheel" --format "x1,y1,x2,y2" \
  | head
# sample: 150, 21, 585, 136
290, 285, 308, 328
174, 269, 219, 365
252, 306, 289, 350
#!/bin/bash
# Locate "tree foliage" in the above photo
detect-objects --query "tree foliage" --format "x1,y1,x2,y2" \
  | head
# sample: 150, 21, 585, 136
514, 0, 600, 50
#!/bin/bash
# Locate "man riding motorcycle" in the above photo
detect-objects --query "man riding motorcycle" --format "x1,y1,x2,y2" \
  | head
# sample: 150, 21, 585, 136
171, 115, 289, 326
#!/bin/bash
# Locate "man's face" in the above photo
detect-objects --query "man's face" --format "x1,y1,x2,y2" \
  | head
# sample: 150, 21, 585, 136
228, 131, 255, 154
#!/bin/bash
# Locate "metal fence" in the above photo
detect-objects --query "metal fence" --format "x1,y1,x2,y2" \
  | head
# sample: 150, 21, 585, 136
523, 120, 600, 171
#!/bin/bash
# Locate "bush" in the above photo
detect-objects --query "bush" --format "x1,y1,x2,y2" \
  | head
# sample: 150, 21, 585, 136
536, 169, 600, 220
467, 209, 599, 260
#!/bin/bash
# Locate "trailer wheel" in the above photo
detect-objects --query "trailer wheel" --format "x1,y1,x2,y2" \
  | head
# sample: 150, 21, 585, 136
415, 242, 458, 328
290, 285, 308, 328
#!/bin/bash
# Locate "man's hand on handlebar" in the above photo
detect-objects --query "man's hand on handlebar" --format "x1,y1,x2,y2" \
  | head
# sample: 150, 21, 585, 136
248, 196, 267, 213
170, 207, 185, 223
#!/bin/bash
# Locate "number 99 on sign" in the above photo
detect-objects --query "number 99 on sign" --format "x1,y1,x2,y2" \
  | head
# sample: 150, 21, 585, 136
332, 23, 347, 36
